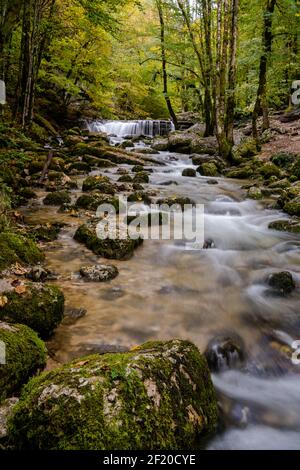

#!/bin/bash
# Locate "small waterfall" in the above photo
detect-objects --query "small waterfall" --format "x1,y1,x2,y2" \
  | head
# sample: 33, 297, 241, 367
87, 120, 175, 138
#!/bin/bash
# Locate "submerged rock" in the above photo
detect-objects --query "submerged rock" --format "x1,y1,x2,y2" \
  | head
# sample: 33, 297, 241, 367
203, 239, 216, 249
8, 340, 218, 450
205, 333, 246, 372
79, 264, 119, 282
0, 283, 65, 338
26, 266, 57, 283
268, 219, 300, 233
0, 322, 46, 401
267, 272, 296, 297
157, 196, 196, 210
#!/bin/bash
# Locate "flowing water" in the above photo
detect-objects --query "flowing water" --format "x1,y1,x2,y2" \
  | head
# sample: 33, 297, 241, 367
21, 123, 300, 450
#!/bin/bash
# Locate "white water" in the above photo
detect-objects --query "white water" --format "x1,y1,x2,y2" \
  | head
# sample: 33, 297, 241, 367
87, 119, 175, 138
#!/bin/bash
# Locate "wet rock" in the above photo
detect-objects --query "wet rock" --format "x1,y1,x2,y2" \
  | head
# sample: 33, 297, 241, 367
118, 175, 133, 183
268, 178, 290, 190
8, 340, 218, 450
126, 212, 168, 227
75, 193, 119, 212
80, 264, 119, 282
159, 180, 178, 186
32, 222, 63, 242
157, 196, 196, 210
226, 165, 253, 179
203, 239, 216, 249
0, 283, 65, 338
26, 266, 57, 283
74, 220, 143, 260
247, 186, 263, 200
43, 191, 71, 206
284, 197, 300, 216
182, 168, 196, 177
197, 162, 218, 177
0, 397, 19, 446
132, 165, 145, 173
128, 192, 152, 205
132, 147, 157, 155
207, 179, 219, 185
152, 139, 169, 151
205, 333, 246, 372
268, 219, 300, 233
0, 322, 46, 401
259, 163, 282, 179
132, 183, 144, 191
191, 154, 214, 165
62, 308, 86, 326
291, 156, 300, 179
267, 272, 296, 297
133, 171, 149, 184
82, 175, 115, 195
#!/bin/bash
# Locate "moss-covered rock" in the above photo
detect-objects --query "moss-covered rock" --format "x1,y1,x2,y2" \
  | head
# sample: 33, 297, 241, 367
268, 219, 300, 233
271, 152, 295, 169
197, 162, 218, 177
132, 165, 145, 173
118, 175, 133, 183
82, 175, 115, 195
0, 322, 46, 402
133, 171, 149, 184
259, 162, 282, 179
284, 197, 300, 216
75, 193, 119, 212
74, 220, 143, 260
226, 165, 253, 179
232, 137, 259, 160
182, 168, 196, 177
43, 191, 71, 206
8, 339, 218, 450
157, 196, 196, 210
128, 192, 152, 205
31, 223, 62, 242
0, 283, 64, 339
247, 186, 263, 200
267, 272, 296, 296
0, 232, 44, 272
291, 157, 300, 180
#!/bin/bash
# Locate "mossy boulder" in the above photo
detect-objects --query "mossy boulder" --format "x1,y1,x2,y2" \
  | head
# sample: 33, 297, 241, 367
0, 322, 46, 402
31, 223, 62, 242
232, 137, 259, 160
291, 157, 300, 180
182, 168, 196, 177
132, 165, 144, 173
268, 220, 300, 233
128, 192, 152, 205
133, 171, 149, 184
118, 175, 133, 183
271, 152, 295, 169
43, 191, 71, 206
82, 176, 115, 195
267, 272, 296, 297
0, 284, 65, 339
284, 197, 300, 216
74, 220, 143, 260
226, 166, 253, 179
197, 162, 218, 177
75, 193, 119, 212
247, 186, 263, 200
259, 162, 281, 179
157, 196, 196, 210
8, 340, 218, 450
0, 232, 44, 272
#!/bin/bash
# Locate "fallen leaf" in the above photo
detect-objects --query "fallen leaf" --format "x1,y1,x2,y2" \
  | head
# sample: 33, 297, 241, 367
14, 285, 27, 295
0, 296, 8, 308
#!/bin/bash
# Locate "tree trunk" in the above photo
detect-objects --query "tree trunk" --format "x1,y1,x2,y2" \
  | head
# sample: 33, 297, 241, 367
156, 0, 178, 129
252, 0, 277, 139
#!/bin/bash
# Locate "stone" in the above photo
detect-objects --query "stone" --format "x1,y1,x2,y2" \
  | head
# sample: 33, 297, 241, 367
80, 264, 119, 282
205, 333, 245, 372
267, 272, 296, 297
182, 168, 196, 177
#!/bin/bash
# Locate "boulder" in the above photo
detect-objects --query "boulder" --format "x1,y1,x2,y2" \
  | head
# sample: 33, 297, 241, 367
271, 152, 296, 169
197, 162, 218, 177
82, 176, 115, 195
75, 193, 119, 212
182, 168, 196, 177
267, 272, 296, 296
8, 340, 218, 450
0, 322, 46, 401
43, 191, 71, 206
157, 196, 196, 210
205, 333, 245, 372
259, 162, 282, 179
74, 220, 143, 260
247, 186, 263, 200
80, 265, 119, 282
133, 171, 149, 184
268, 220, 300, 234
0, 232, 44, 272
0, 283, 65, 338
31, 223, 62, 242
284, 197, 300, 216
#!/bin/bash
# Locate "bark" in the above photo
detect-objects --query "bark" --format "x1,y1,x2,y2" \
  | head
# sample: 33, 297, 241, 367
252, 0, 277, 139
156, 0, 178, 129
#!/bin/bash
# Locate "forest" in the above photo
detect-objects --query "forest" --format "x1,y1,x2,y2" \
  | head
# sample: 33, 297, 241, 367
0, 0, 300, 454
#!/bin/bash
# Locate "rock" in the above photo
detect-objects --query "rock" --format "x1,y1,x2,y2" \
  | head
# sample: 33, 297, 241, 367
207, 180, 219, 185
247, 186, 263, 200
157, 196, 196, 210
197, 162, 218, 177
203, 239, 216, 249
158, 180, 178, 186
291, 157, 300, 180
82, 176, 115, 195
267, 272, 296, 296
0, 397, 19, 445
80, 264, 119, 282
32, 223, 63, 242
190, 136, 218, 155
191, 154, 214, 165
68, 161, 91, 173
132, 165, 145, 173
74, 220, 143, 260
268, 220, 300, 233
75, 193, 119, 212
226, 166, 253, 179
205, 333, 245, 372
271, 152, 296, 169
152, 139, 169, 151
62, 308, 86, 326
8, 340, 218, 450
132, 147, 157, 155
232, 137, 259, 160
126, 212, 168, 227
284, 197, 300, 216
0, 231, 44, 272
132, 183, 144, 191
0, 283, 65, 338
133, 171, 149, 184
26, 266, 57, 283
0, 322, 46, 401
43, 191, 71, 206
182, 168, 196, 177
72, 143, 145, 165
128, 192, 152, 205
259, 163, 282, 179
118, 175, 133, 183
268, 178, 290, 190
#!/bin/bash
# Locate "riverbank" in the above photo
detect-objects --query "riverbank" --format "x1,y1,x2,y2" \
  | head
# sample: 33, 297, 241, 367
0, 116, 299, 449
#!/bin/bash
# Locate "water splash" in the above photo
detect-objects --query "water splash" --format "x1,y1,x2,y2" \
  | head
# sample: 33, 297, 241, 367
87, 120, 175, 138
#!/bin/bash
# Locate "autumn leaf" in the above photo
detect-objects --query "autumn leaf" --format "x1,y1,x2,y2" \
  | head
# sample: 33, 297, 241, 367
14, 285, 27, 295
0, 296, 8, 308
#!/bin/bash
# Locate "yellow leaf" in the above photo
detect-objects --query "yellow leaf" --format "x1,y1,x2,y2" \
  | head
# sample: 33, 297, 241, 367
0, 296, 8, 308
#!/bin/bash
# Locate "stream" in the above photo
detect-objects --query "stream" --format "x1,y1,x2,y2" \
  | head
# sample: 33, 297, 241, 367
21, 121, 300, 450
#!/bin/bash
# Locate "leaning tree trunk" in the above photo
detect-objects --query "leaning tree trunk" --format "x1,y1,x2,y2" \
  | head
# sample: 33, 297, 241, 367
252, 0, 277, 139
156, 0, 178, 129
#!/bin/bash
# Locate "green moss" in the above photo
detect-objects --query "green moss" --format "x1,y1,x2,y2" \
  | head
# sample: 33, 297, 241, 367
157, 196, 196, 210
226, 166, 253, 179
291, 157, 300, 180
43, 191, 71, 206
133, 171, 150, 184
75, 193, 119, 212
82, 175, 115, 194
0, 232, 44, 272
268, 219, 300, 233
74, 222, 143, 260
128, 192, 152, 205
197, 162, 218, 177
233, 137, 259, 159
259, 162, 282, 179
118, 175, 133, 183
31, 223, 62, 242
0, 322, 46, 402
0, 284, 65, 339
271, 152, 295, 169
247, 186, 263, 200
284, 197, 300, 216
8, 340, 218, 450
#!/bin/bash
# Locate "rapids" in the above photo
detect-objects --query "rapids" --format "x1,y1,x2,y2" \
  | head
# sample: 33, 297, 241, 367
20, 127, 300, 450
